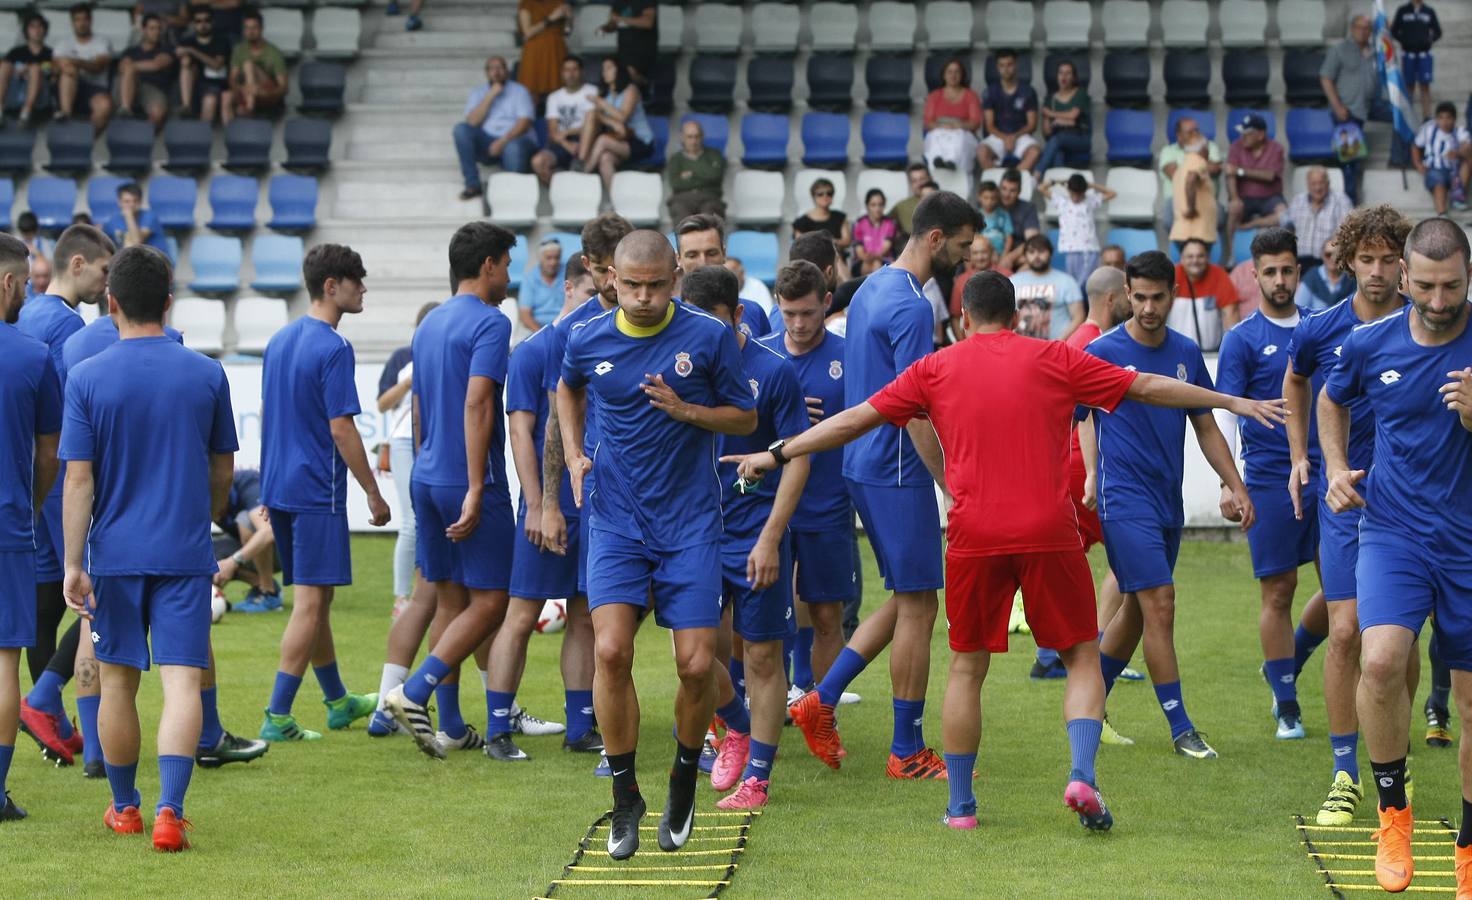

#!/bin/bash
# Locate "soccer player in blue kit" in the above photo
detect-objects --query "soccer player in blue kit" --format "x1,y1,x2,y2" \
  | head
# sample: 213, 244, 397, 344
673, 214, 772, 340
59, 246, 238, 851
1085, 250, 1255, 760
682, 266, 810, 811
557, 231, 756, 859
0, 232, 61, 822
1317, 217, 1472, 894
258, 244, 389, 742
1283, 205, 1414, 826
383, 222, 518, 761
1213, 228, 1329, 741
788, 192, 975, 779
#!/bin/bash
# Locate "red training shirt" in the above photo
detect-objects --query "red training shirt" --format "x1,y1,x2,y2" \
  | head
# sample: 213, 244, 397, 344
1067, 320, 1103, 468
868, 329, 1137, 557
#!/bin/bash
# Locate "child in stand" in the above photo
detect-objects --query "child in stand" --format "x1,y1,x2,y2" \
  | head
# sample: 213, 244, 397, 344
1040, 173, 1115, 289
976, 180, 1013, 260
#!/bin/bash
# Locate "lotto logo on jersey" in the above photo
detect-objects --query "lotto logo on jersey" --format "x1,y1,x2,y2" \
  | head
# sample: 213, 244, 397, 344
1334, 345, 1343, 357
1175, 363, 1188, 381
594, 360, 614, 376
674, 352, 692, 377
828, 359, 842, 380
1263, 344, 1279, 356
749, 378, 760, 399
1380, 369, 1402, 385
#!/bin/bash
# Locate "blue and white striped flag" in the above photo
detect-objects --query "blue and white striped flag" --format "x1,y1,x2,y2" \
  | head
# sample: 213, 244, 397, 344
1372, 0, 1418, 143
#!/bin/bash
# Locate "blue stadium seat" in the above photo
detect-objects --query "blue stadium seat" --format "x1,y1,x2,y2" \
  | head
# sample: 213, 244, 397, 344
984, 52, 1032, 87
249, 234, 305, 292
86, 175, 128, 223
681, 113, 728, 153
206, 175, 258, 231
1167, 108, 1216, 142
645, 116, 669, 169
1103, 51, 1151, 109
1223, 51, 1270, 108
1283, 49, 1327, 107
1163, 51, 1211, 109
283, 117, 331, 173
0, 124, 34, 175
688, 56, 737, 113
1044, 51, 1090, 93
508, 234, 527, 293
187, 234, 243, 293
727, 231, 778, 287
865, 55, 912, 112
297, 61, 346, 115
740, 114, 789, 169
1230, 228, 1258, 267
1285, 108, 1336, 162
149, 175, 197, 231
104, 119, 154, 177
223, 118, 272, 174
45, 120, 93, 176
266, 174, 317, 231
861, 112, 909, 168
801, 113, 850, 168
1105, 110, 1154, 164
28, 176, 76, 232
1106, 227, 1159, 259
1227, 108, 1276, 140
747, 56, 794, 114
806, 54, 854, 112
163, 120, 212, 174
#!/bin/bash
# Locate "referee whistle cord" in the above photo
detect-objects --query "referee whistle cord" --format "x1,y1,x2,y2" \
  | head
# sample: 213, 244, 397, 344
1295, 814, 1458, 897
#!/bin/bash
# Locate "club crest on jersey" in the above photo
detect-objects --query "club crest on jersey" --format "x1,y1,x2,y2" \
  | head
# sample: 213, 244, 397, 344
828, 359, 843, 380
749, 378, 760, 399
674, 352, 692, 377
1176, 362, 1188, 381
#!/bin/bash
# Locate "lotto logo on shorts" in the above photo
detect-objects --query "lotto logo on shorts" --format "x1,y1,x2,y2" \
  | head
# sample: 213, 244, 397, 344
674, 352, 692, 377
828, 359, 842, 380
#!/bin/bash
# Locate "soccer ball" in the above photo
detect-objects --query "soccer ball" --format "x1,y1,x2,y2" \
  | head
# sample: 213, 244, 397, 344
534, 598, 567, 634
211, 585, 227, 624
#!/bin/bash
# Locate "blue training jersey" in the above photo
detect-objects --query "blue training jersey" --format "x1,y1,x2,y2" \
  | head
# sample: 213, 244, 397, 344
716, 336, 809, 547
842, 265, 934, 486
16, 293, 84, 387
561, 300, 755, 551
738, 302, 770, 339
1325, 309, 1472, 563
0, 323, 61, 552
757, 329, 852, 532
1086, 325, 1213, 526
505, 322, 575, 518
63, 316, 182, 373
545, 296, 613, 465
259, 316, 361, 514
1216, 308, 1321, 487
410, 294, 511, 493
59, 336, 238, 575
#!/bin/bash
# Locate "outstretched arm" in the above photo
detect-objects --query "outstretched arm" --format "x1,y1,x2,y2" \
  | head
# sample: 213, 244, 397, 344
722, 401, 889, 480
1126, 372, 1289, 428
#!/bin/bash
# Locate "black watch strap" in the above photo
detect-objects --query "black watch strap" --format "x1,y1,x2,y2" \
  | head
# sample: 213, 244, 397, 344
769, 440, 789, 466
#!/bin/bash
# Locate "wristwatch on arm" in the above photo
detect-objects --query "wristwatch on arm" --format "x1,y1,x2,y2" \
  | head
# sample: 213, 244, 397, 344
768, 439, 789, 466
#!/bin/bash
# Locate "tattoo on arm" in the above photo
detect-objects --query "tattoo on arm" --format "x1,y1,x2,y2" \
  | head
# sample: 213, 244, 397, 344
542, 401, 565, 510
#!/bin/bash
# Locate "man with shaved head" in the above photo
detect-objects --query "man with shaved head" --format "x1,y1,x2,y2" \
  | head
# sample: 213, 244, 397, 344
557, 229, 757, 860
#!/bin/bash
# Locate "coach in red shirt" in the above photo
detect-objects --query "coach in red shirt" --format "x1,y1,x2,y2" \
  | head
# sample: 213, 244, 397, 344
725, 270, 1287, 833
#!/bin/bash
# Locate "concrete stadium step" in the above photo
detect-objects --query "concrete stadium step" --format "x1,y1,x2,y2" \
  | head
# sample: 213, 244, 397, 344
372, 23, 517, 51
311, 221, 471, 278
346, 123, 460, 162
331, 175, 478, 220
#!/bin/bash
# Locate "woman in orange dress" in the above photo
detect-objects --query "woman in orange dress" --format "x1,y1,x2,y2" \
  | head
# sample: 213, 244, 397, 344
517, 0, 572, 98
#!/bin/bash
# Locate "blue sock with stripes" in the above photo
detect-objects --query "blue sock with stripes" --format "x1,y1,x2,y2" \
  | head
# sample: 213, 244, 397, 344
486, 690, 516, 737
197, 686, 224, 750
1263, 657, 1298, 705
156, 755, 193, 817
742, 738, 777, 782
313, 661, 347, 703
77, 694, 102, 764
891, 698, 925, 757
25, 670, 64, 715
1100, 652, 1129, 696
793, 627, 816, 689
716, 694, 750, 735
1066, 718, 1102, 786
267, 671, 302, 716
1153, 681, 1194, 739
817, 647, 867, 707
944, 753, 977, 816
1330, 732, 1359, 782
403, 655, 451, 706
104, 759, 141, 812
565, 689, 594, 741
1294, 624, 1327, 677
435, 682, 466, 739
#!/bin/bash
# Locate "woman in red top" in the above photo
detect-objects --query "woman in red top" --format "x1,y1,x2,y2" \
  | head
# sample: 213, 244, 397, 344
923, 59, 982, 176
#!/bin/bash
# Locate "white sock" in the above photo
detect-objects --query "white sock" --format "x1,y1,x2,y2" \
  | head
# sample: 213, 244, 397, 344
378, 664, 408, 710
479, 669, 489, 691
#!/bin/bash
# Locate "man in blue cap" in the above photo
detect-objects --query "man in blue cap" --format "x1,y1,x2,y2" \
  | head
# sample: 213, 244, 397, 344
1224, 113, 1288, 267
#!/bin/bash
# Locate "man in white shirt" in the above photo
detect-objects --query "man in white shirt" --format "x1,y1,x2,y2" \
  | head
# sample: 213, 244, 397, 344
531, 57, 598, 186
54, 5, 114, 131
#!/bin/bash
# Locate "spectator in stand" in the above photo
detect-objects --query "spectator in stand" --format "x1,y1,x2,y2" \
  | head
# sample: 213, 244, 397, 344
453, 55, 536, 199
0, 14, 53, 127
1321, 15, 1393, 205
222, 10, 288, 124
1158, 115, 1222, 233
116, 14, 174, 129
1411, 101, 1471, 216
997, 168, 1041, 270
132, 0, 188, 41
724, 257, 773, 317
1036, 60, 1090, 174
948, 233, 1009, 341
517, 239, 564, 332
530, 57, 597, 186
1294, 239, 1354, 311
1169, 142, 1219, 253
385, 0, 424, 34
176, 6, 230, 124
1099, 244, 1126, 271
1223, 114, 1287, 267
1285, 166, 1352, 269
100, 182, 170, 255
577, 57, 654, 196
53, 4, 114, 131
1039, 173, 1115, 288
1228, 258, 1261, 319
888, 163, 931, 238
1171, 237, 1239, 351
206, 0, 243, 42
922, 58, 981, 174
517, 1, 571, 98
852, 189, 897, 275
975, 180, 1012, 258
1009, 234, 1084, 341
16, 211, 53, 262
978, 49, 1040, 173
793, 177, 852, 260
600, 1, 655, 88
1390, 0, 1441, 120
28, 253, 51, 297
665, 118, 726, 221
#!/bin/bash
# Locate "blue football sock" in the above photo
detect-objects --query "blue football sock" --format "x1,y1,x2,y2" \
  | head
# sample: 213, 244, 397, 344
1153, 681, 1194, 739
55, 709, 74, 740
782, 631, 795, 685
77, 695, 102, 765
1036, 647, 1061, 667
156, 754, 193, 817
944, 753, 977, 816
1066, 718, 1102, 786
403, 655, 451, 707
891, 698, 926, 758
313, 661, 347, 703
565, 689, 594, 741
1263, 657, 1298, 705
1294, 624, 1327, 677
104, 759, 141, 812
486, 689, 515, 737
1330, 732, 1360, 782
793, 627, 816, 690
1100, 652, 1129, 696
267, 671, 302, 716
743, 738, 777, 782
729, 659, 746, 704
0, 744, 12, 794
435, 682, 466, 739
716, 695, 751, 735
197, 686, 224, 750
817, 647, 867, 707
25, 670, 64, 715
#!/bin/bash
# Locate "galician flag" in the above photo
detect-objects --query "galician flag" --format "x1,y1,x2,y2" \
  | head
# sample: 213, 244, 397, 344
1372, 0, 1418, 142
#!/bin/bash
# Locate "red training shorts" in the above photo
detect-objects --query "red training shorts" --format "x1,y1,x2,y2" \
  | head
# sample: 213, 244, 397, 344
1068, 458, 1102, 551
944, 549, 1099, 653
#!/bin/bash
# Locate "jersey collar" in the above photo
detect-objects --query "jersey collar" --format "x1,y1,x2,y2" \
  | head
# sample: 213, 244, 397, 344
615, 302, 674, 338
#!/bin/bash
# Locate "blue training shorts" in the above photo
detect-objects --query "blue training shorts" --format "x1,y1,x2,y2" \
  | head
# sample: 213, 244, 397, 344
1101, 519, 1181, 593
586, 528, 721, 631
92, 574, 211, 670
0, 549, 36, 648
792, 528, 858, 603
1245, 482, 1318, 579
1318, 496, 1361, 602
1356, 526, 1472, 668
1403, 52, 1432, 86
848, 481, 944, 593
412, 480, 514, 591
270, 509, 352, 587
577, 507, 591, 594
510, 504, 579, 600
722, 538, 795, 643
